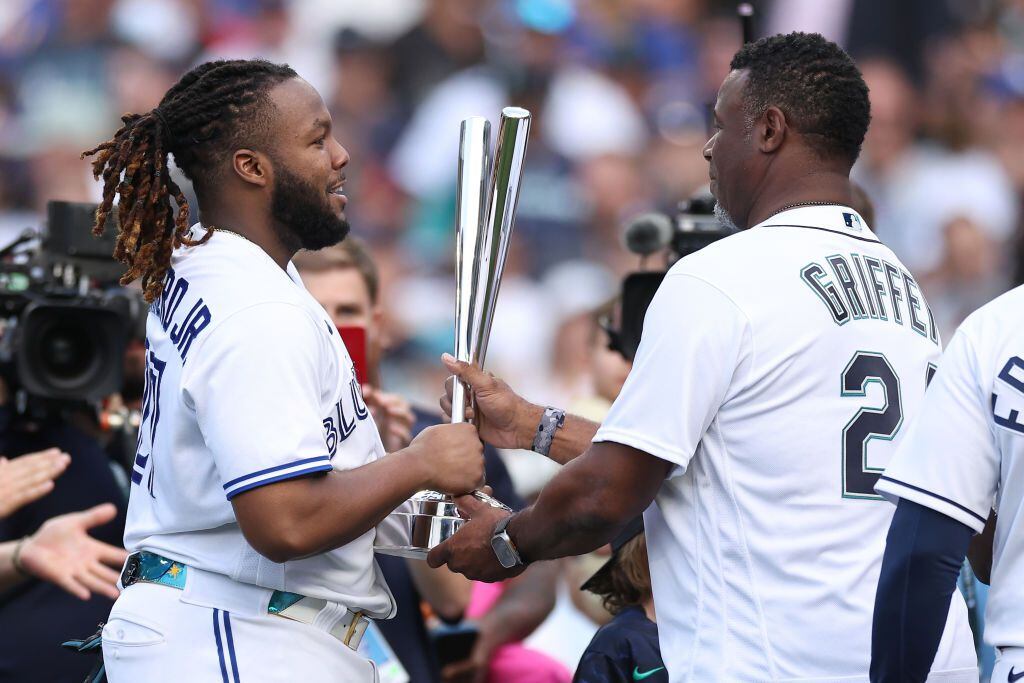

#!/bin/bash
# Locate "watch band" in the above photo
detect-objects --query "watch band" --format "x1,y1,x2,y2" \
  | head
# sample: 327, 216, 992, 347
531, 406, 566, 456
492, 514, 525, 567
494, 514, 514, 537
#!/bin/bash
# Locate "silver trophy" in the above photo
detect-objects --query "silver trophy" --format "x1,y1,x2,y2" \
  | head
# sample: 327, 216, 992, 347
375, 107, 532, 560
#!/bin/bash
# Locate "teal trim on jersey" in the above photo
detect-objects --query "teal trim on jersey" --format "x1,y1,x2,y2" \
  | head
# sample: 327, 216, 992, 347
839, 351, 904, 501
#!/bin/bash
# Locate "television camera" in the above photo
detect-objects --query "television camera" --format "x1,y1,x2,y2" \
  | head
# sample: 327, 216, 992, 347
0, 201, 146, 418
607, 191, 735, 361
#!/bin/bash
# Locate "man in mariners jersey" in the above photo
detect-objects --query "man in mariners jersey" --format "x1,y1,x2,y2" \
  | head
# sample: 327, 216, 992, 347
80, 59, 484, 681
426, 33, 978, 681
871, 283, 1024, 682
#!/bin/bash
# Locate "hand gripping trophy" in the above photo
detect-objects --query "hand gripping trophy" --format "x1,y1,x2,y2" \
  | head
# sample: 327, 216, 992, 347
375, 107, 532, 559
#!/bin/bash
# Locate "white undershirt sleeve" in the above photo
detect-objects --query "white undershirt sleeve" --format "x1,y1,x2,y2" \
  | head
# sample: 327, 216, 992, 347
593, 272, 752, 474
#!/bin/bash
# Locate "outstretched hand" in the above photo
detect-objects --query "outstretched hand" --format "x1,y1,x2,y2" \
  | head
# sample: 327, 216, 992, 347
20, 503, 128, 600
440, 354, 539, 451
0, 448, 71, 519
427, 494, 525, 583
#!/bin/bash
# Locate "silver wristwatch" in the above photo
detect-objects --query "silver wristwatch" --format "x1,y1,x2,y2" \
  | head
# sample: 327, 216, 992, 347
490, 515, 524, 569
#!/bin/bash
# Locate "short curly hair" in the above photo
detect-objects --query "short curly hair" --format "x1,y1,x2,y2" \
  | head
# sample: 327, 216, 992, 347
730, 32, 870, 165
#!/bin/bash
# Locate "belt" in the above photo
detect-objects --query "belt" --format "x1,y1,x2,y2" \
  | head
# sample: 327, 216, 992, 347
120, 552, 369, 650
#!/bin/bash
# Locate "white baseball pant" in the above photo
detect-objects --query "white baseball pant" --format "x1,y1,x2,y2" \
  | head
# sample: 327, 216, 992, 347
102, 582, 378, 682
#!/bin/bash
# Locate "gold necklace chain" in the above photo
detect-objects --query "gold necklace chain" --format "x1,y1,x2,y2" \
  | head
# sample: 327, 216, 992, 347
206, 224, 253, 244
763, 200, 846, 222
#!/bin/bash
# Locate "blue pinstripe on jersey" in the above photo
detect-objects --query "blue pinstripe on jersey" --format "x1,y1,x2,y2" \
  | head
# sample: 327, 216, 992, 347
213, 609, 229, 683
223, 611, 240, 682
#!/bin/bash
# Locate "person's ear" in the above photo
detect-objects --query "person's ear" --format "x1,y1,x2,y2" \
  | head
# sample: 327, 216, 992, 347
371, 306, 384, 329
757, 106, 787, 154
371, 306, 389, 349
232, 149, 271, 188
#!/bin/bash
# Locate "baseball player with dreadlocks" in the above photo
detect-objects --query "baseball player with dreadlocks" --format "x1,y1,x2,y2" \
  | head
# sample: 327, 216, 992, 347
81, 58, 485, 681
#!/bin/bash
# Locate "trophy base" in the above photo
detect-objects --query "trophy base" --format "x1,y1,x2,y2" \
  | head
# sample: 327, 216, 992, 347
372, 546, 432, 560
374, 511, 465, 559
374, 490, 510, 560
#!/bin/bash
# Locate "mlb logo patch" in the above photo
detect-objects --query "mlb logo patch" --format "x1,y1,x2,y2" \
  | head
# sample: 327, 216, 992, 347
842, 212, 862, 231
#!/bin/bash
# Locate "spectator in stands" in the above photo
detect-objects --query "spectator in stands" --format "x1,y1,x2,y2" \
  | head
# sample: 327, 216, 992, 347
296, 238, 565, 682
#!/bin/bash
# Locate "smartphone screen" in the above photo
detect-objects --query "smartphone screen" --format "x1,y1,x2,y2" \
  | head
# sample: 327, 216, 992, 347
337, 325, 368, 385
430, 622, 480, 668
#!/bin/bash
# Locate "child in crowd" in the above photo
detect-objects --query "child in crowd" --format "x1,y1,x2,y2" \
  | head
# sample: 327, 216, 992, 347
573, 518, 665, 683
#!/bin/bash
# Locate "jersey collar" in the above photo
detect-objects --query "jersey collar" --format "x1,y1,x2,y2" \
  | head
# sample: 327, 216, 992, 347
755, 204, 879, 243
189, 222, 306, 288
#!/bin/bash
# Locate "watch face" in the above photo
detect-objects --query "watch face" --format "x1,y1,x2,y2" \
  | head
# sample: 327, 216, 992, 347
490, 536, 518, 569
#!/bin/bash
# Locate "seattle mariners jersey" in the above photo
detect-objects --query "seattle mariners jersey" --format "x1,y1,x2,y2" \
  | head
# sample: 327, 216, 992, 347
878, 284, 1024, 650
593, 205, 977, 681
123, 226, 396, 618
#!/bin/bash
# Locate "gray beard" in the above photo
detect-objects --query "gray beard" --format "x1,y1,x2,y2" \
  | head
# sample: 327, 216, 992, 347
714, 202, 741, 232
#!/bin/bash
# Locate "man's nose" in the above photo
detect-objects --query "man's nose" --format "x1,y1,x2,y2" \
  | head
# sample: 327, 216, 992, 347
331, 139, 349, 169
702, 138, 713, 161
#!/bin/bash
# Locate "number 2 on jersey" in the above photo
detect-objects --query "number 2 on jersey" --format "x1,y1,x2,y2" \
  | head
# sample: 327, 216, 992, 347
840, 351, 903, 499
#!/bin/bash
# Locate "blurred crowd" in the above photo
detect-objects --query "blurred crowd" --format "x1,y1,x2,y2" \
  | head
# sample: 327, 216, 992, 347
4, 0, 1024, 405
1, 0, 1023, 680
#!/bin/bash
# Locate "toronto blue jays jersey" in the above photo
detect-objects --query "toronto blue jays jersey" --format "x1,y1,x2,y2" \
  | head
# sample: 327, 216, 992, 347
122, 225, 396, 618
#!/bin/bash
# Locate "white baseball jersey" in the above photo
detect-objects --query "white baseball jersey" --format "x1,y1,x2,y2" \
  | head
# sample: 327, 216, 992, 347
123, 225, 396, 618
593, 205, 977, 681
878, 284, 1024, 650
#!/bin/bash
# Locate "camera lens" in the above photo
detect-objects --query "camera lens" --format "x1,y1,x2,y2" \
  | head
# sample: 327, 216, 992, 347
17, 301, 123, 401
39, 322, 98, 383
